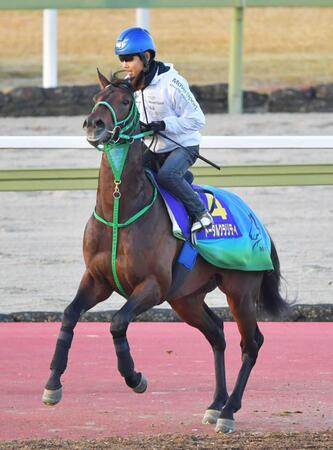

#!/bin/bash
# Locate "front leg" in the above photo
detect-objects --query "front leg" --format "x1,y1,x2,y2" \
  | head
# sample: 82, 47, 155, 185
110, 276, 162, 393
42, 271, 112, 405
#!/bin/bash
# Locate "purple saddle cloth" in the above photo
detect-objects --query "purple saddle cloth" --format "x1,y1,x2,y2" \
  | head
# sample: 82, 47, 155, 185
147, 171, 273, 271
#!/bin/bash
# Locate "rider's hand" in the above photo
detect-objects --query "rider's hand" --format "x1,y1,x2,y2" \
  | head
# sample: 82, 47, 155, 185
141, 121, 166, 133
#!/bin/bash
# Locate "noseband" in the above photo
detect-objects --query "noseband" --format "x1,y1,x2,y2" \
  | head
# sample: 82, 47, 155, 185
92, 83, 150, 146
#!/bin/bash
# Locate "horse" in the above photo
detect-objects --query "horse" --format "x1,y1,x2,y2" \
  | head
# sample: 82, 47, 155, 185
42, 70, 288, 433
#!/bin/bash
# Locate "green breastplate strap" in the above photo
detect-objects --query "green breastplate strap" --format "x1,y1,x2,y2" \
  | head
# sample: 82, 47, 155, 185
91, 90, 156, 298
93, 143, 158, 298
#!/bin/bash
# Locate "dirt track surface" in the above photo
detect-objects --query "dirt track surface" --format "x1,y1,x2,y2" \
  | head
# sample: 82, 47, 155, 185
2, 431, 333, 449
1, 113, 333, 314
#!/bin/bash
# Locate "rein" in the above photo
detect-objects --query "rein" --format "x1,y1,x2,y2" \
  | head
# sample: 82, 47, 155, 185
91, 90, 157, 298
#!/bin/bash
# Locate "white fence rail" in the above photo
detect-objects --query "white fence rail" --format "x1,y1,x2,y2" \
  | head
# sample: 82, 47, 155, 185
1, 135, 332, 190
1, 135, 333, 149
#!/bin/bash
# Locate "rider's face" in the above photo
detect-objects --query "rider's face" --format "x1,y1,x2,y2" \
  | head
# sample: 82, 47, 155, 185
120, 55, 144, 78
119, 53, 150, 78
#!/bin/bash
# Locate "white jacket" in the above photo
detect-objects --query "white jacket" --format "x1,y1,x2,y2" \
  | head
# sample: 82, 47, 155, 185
135, 63, 205, 153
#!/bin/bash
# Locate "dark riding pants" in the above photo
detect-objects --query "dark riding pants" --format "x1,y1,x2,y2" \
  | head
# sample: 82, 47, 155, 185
143, 145, 206, 220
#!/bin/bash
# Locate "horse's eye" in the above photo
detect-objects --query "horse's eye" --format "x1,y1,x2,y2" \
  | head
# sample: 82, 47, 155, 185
122, 99, 130, 106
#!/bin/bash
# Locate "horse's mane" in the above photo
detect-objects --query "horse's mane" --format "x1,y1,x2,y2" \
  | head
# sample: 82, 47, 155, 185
110, 70, 135, 93
110, 69, 146, 92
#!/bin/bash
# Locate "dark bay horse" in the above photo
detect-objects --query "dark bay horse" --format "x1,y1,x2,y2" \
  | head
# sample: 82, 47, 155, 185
42, 70, 288, 433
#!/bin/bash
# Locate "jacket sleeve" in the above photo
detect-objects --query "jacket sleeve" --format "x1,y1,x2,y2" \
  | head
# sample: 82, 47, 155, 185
163, 75, 205, 135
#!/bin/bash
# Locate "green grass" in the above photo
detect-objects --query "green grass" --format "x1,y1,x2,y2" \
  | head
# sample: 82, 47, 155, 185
1, 165, 333, 191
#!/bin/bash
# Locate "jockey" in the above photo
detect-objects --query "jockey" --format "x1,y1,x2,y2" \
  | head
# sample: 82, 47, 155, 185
115, 26, 213, 233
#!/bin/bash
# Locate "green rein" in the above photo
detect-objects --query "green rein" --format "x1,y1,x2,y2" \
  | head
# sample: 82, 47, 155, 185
92, 97, 156, 298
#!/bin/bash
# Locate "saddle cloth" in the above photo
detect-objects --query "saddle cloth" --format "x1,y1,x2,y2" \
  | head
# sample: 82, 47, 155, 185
149, 172, 273, 271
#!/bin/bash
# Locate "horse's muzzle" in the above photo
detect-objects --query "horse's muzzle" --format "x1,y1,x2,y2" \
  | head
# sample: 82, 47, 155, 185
83, 117, 109, 147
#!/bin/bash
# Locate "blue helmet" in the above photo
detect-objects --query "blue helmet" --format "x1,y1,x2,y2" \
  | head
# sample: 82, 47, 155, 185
115, 27, 156, 56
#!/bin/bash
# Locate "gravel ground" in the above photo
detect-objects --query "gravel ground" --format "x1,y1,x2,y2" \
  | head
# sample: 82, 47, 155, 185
0, 113, 332, 314
1, 431, 333, 449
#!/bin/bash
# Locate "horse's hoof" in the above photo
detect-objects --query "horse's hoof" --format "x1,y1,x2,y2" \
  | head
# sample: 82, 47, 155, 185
132, 373, 148, 394
215, 418, 235, 433
42, 387, 62, 405
202, 409, 220, 425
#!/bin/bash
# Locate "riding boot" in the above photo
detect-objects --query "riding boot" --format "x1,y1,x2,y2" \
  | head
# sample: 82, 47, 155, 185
191, 211, 213, 232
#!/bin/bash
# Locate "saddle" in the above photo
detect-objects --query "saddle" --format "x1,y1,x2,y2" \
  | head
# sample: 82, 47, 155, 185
147, 170, 273, 272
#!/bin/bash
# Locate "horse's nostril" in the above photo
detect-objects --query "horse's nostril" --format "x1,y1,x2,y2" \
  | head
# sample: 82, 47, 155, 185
82, 119, 87, 129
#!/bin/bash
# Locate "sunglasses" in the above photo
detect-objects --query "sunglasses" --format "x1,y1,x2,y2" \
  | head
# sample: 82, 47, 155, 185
119, 54, 136, 62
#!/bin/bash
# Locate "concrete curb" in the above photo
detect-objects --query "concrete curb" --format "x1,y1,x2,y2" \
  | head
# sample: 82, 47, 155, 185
1, 304, 332, 322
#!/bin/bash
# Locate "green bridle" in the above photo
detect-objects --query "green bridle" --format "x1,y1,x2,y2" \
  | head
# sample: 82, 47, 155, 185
91, 86, 157, 297
92, 86, 151, 145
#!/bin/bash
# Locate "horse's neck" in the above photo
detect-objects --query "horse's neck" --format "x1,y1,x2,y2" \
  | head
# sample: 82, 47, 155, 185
96, 142, 151, 221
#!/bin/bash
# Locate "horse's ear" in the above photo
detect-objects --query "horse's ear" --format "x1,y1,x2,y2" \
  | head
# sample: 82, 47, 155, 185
97, 68, 110, 89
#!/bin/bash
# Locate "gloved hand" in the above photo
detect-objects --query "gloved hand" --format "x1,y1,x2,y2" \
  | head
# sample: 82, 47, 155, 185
141, 121, 166, 133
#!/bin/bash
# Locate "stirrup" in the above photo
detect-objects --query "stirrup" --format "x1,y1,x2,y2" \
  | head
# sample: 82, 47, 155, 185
191, 212, 213, 233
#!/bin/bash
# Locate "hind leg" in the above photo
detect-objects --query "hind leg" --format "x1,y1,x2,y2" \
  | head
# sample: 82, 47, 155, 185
169, 293, 229, 425
215, 273, 264, 433
42, 270, 112, 405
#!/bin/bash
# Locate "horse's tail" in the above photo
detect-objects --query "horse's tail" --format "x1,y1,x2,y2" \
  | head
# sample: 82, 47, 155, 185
260, 238, 289, 317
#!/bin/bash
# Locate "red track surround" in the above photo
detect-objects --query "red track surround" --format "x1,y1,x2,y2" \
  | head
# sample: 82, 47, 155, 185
0, 322, 332, 440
